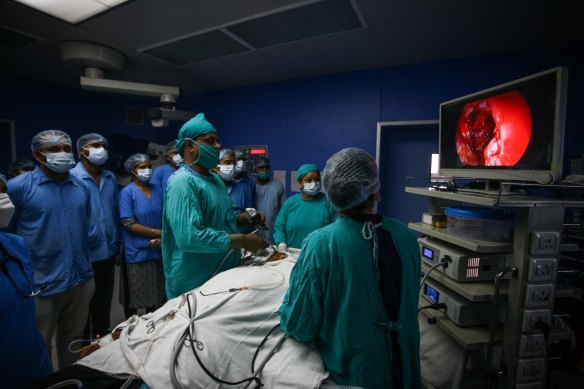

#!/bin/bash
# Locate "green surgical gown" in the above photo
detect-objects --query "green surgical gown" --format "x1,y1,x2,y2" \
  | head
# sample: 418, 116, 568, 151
273, 193, 336, 249
279, 216, 422, 389
162, 167, 240, 298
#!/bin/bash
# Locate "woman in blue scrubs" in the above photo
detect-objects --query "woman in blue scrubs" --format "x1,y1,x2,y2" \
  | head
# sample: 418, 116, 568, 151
119, 154, 166, 317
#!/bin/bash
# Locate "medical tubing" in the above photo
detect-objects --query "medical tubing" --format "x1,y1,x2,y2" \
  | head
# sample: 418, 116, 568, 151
182, 292, 262, 387
487, 266, 517, 377
251, 322, 281, 373
119, 314, 172, 389
211, 248, 235, 278
243, 333, 287, 389
67, 338, 100, 353
44, 379, 84, 389
419, 259, 449, 298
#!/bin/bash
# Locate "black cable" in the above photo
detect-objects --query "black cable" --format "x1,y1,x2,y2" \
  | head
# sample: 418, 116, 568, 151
251, 322, 281, 373
225, 206, 244, 234
534, 320, 553, 389
418, 303, 446, 313
184, 294, 263, 387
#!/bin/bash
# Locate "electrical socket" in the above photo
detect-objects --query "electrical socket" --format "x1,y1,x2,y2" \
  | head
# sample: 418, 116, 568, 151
524, 284, 554, 307
519, 334, 546, 357
527, 258, 557, 282
531, 232, 560, 255
522, 309, 551, 332
516, 358, 545, 382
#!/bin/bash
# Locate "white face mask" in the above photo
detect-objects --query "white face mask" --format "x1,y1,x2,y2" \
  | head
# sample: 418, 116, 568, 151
302, 181, 322, 195
42, 151, 76, 173
0, 193, 15, 229
172, 154, 183, 166
85, 147, 108, 166
217, 164, 235, 181
135, 168, 152, 183
235, 160, 245, 173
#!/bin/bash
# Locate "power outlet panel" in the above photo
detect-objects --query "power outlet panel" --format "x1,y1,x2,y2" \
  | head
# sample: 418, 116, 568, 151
527, 258, 557, 282
524, 284, 554, 307
516, 358, 545, 382
530, 232, 560, 255
518, 334, 546, 357
522, 309, 551, 332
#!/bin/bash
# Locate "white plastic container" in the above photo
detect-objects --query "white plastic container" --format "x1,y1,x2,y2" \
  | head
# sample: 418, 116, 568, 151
445, 206, 513, 242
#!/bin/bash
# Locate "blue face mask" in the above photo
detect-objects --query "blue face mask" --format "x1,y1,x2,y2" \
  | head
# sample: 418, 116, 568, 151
184, 139, 219, 170
257, 171, 270, 180
302, 181, 321, 195
42, 151, 76, 173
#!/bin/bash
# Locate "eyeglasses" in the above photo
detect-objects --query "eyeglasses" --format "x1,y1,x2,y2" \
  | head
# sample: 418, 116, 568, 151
1, 243, 42, 298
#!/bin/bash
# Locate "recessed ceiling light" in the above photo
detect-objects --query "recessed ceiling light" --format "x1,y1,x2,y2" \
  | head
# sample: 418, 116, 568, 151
14, 0, 129, 24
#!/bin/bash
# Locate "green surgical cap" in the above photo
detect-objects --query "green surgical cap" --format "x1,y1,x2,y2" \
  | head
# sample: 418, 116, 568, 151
176, 113, 216, 155
297, 163, 319, 182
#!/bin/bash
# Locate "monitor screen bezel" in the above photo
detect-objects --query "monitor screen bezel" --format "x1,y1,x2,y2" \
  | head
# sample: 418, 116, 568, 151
438, 67, 569, 185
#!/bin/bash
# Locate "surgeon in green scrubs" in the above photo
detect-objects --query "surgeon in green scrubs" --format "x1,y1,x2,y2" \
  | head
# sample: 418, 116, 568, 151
279, 148, 421, 389
161, 113, 268, 299
273, 163, 336, 251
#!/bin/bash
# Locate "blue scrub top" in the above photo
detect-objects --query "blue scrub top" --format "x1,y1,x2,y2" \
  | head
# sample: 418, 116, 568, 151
71, 162, 119, 261
7, 167, 97, 296
119, 182, 163, 263
0, 232, 52, 388
151, 163, 178, 193
229, 175, 256, 210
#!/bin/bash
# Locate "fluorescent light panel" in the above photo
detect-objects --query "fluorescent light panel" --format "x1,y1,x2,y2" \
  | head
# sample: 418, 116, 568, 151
14, 0, 129, 24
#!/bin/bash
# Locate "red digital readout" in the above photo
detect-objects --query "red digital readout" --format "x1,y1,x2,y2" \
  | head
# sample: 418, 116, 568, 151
250, 149, 266, 155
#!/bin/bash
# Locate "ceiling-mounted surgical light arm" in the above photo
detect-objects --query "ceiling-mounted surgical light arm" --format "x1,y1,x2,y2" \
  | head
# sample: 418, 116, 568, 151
80, 76, 180, 98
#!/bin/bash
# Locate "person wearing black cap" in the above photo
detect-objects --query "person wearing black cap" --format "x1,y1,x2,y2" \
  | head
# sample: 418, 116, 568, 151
9, 158, 35, 177
255, 156, 286, 244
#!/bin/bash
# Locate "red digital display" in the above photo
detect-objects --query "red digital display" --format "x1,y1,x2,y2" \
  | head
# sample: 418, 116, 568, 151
250, 149, 266, 155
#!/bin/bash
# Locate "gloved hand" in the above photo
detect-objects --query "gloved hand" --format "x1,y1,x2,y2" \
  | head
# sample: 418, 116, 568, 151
230, 233, 268, 252
236, 210, 266, 227
277, 243, 288, 252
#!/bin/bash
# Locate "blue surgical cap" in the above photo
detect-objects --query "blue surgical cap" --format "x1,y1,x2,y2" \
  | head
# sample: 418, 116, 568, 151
31, 130, 72, 151
219, 148, 235, 161
124, 153, 150, 173
234, 149, 245, 159
297, 163, 319, 182
322, 147, 380, 211
176, 113, 216, 156
76, 133, 108, 156
9, 159, 35, 173
256, 156, 270, 168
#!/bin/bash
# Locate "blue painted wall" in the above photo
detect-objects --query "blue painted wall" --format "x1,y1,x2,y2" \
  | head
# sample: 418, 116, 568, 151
2, 44, 583, 223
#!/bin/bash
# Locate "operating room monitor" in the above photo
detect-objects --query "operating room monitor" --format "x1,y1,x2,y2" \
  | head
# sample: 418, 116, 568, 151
438, 67, 568, 185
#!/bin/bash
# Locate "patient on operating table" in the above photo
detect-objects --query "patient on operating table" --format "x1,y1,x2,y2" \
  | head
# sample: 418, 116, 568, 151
24, 248, 329, 389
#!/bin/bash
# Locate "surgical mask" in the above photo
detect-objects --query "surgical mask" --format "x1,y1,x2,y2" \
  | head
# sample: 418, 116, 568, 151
235, 160, 245, 173
85, 147, 108, 166
135, 168, 152, 183
42, 152, 75, 173
257, 171, 270, 180
302, 181, 321, 195
193, 142, 220, 170
217, 164, 235, 181
0, 193, 15, 229
172, 154, 183, 166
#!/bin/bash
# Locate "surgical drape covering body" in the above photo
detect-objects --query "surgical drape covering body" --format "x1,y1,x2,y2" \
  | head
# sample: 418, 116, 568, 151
273, 193, 336, 249
162, 166, 240, 298
279, 216, 421, 389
